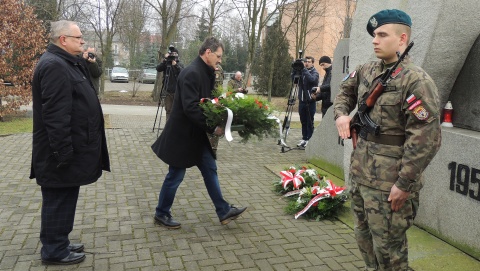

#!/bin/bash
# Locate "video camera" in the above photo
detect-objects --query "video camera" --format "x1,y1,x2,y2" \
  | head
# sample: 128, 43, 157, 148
166, 45, 178, 64
87, 52, 95, 59
291, 50, 304, 83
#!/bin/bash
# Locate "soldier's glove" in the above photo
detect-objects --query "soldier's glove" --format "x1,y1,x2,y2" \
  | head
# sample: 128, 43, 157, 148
53, 148, 74, 169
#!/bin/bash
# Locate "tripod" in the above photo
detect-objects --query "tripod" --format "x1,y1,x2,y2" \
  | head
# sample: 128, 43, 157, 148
278, 73, 301, 153
152, 64, 173, 137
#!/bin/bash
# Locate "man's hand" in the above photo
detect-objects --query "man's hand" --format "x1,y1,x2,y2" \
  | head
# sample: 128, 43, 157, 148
388, 184, 410, 212
214, 126, 224, 136
335, 115, 351, 139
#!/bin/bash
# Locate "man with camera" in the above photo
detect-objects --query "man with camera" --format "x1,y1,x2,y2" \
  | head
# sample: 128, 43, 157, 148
156, 46, 184, 121
311, 56, 333, 116
292, 56, 319, 148
82, 47, 102, 96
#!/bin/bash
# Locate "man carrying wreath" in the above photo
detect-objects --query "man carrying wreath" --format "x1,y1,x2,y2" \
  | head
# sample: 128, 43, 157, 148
151, 37, 247, 229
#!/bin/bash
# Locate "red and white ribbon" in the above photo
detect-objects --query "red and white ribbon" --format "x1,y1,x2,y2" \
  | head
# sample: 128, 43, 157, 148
294, 180, 346, 219
280, 169, 305, 189
200, 98, 233, 141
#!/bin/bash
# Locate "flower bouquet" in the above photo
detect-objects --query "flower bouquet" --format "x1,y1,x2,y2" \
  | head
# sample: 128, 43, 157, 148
199, 88, 279, 143
274, 166, 348, 220
273, 165, 324, 194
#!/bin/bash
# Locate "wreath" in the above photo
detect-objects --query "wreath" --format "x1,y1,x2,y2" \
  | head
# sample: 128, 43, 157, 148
273, 165, 348, 220
199, 88, 279, 143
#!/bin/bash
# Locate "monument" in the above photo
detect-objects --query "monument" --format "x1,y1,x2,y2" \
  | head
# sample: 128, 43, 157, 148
307, 0, 480, 257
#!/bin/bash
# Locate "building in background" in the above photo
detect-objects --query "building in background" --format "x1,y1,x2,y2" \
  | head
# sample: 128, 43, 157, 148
280, 0, 356, 74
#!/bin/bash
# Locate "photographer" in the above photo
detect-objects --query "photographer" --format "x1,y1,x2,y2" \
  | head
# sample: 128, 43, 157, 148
156, 47, 184, 121
82, 47, 102, 96
291, 55, 319, 148
227, 71, 248, 94
311, 56, 333, 116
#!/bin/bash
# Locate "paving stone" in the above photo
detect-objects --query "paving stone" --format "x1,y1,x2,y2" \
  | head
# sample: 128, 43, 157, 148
0, 112, 363, 270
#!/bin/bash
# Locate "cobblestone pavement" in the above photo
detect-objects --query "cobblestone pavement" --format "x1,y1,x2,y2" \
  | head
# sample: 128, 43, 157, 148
0, 113, 365, 271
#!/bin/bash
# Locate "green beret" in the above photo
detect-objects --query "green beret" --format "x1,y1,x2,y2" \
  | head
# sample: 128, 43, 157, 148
367, 9, 412, 37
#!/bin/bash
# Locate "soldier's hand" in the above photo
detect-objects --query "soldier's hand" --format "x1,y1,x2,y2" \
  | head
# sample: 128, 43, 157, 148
388, 184, 410, 212
335, 116, 351, 139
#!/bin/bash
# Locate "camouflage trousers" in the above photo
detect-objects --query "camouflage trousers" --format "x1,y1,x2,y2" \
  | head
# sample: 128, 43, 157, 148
350, 181, 419, 271
208, 133, 220, 156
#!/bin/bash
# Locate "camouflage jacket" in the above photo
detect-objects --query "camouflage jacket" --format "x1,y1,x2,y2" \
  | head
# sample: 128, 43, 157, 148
334, 57, 441, 192
227, 78, 244, 90
214, 65, 224, 89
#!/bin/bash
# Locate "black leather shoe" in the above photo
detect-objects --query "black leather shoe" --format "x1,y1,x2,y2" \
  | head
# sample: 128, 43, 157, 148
68, 243, 84, 252
42, 252, 86, 265
154, 215, 181, 229
220, 205, 247, 225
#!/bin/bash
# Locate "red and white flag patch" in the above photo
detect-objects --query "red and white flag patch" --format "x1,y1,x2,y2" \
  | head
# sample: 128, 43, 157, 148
406, 94, 416, 104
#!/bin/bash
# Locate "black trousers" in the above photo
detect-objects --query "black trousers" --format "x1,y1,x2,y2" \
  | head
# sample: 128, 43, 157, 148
40, 186, 80, 260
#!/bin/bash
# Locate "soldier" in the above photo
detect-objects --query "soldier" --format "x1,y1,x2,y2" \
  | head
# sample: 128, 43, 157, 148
214, 64, 224, 90
333, 9, 441, 270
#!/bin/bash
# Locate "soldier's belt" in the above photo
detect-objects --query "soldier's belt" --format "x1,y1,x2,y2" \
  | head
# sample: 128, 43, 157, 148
366, 133, 405, 146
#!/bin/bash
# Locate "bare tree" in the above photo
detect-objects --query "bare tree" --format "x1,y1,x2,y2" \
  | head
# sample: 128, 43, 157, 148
282, 0, 326, 55
1, 0, 46, 120
232, 0, 287, 88
203, 0, 233, 35
145, 0, 197, 101
117, 0, 149, 69
339, 0, 357, 39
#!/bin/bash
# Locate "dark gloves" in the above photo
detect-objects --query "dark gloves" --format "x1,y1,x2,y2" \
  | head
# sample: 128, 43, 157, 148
54, 148, 74, 169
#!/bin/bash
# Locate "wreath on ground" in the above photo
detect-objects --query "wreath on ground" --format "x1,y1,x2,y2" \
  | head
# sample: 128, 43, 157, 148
199, 88, 279, 143
273, 165, 348, 220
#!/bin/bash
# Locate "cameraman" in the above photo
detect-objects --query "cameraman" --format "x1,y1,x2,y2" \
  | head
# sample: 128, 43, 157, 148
292, 56, 319, 148
82, 47, 102, 96
156, 47, 184, 121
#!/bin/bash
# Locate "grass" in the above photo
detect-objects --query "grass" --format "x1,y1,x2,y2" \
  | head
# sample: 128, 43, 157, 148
0, 116, 32, 135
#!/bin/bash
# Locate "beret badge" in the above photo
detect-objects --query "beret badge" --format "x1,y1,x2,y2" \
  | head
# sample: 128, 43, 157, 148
370, 17, 378, 28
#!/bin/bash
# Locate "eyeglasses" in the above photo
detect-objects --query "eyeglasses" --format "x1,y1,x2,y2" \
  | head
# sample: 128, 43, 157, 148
212, 52, 223, 59
63, 35, 84, 40
303, 60, 312, 63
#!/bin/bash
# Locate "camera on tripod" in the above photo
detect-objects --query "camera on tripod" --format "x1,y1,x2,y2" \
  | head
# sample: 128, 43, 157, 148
291, 50, 304, 83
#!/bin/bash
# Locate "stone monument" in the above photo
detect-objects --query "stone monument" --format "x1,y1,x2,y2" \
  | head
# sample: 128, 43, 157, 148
307, 0, 480, 257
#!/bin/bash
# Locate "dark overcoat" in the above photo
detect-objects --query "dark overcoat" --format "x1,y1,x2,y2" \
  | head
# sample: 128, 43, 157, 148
30, 44, 110, 187
151, 56, 216, 168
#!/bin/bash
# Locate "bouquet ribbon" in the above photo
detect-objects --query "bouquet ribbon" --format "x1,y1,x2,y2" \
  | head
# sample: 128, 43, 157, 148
200, 98, 233, 141
294, 180, 346, 219
280, 169, 305, 189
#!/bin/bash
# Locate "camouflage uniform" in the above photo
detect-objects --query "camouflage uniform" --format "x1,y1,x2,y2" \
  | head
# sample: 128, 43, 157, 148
210, 64, 224, 154
334, 57, 441, 270
214, 64, 224, 90
227, 77, 245, 91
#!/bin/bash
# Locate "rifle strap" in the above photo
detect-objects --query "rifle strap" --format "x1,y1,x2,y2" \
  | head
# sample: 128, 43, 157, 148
366, 133, 405, 146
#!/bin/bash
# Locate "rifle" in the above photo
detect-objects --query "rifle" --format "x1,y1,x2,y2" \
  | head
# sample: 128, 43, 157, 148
350, 41, 414, 149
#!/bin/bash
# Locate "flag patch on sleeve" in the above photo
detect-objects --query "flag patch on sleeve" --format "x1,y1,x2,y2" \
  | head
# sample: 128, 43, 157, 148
406, 94, 416, 104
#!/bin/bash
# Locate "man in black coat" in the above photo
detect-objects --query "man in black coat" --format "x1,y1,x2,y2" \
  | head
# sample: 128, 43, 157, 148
151, 37, 247, 229
30, 20, 110, 265
312, 55, 333, 116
